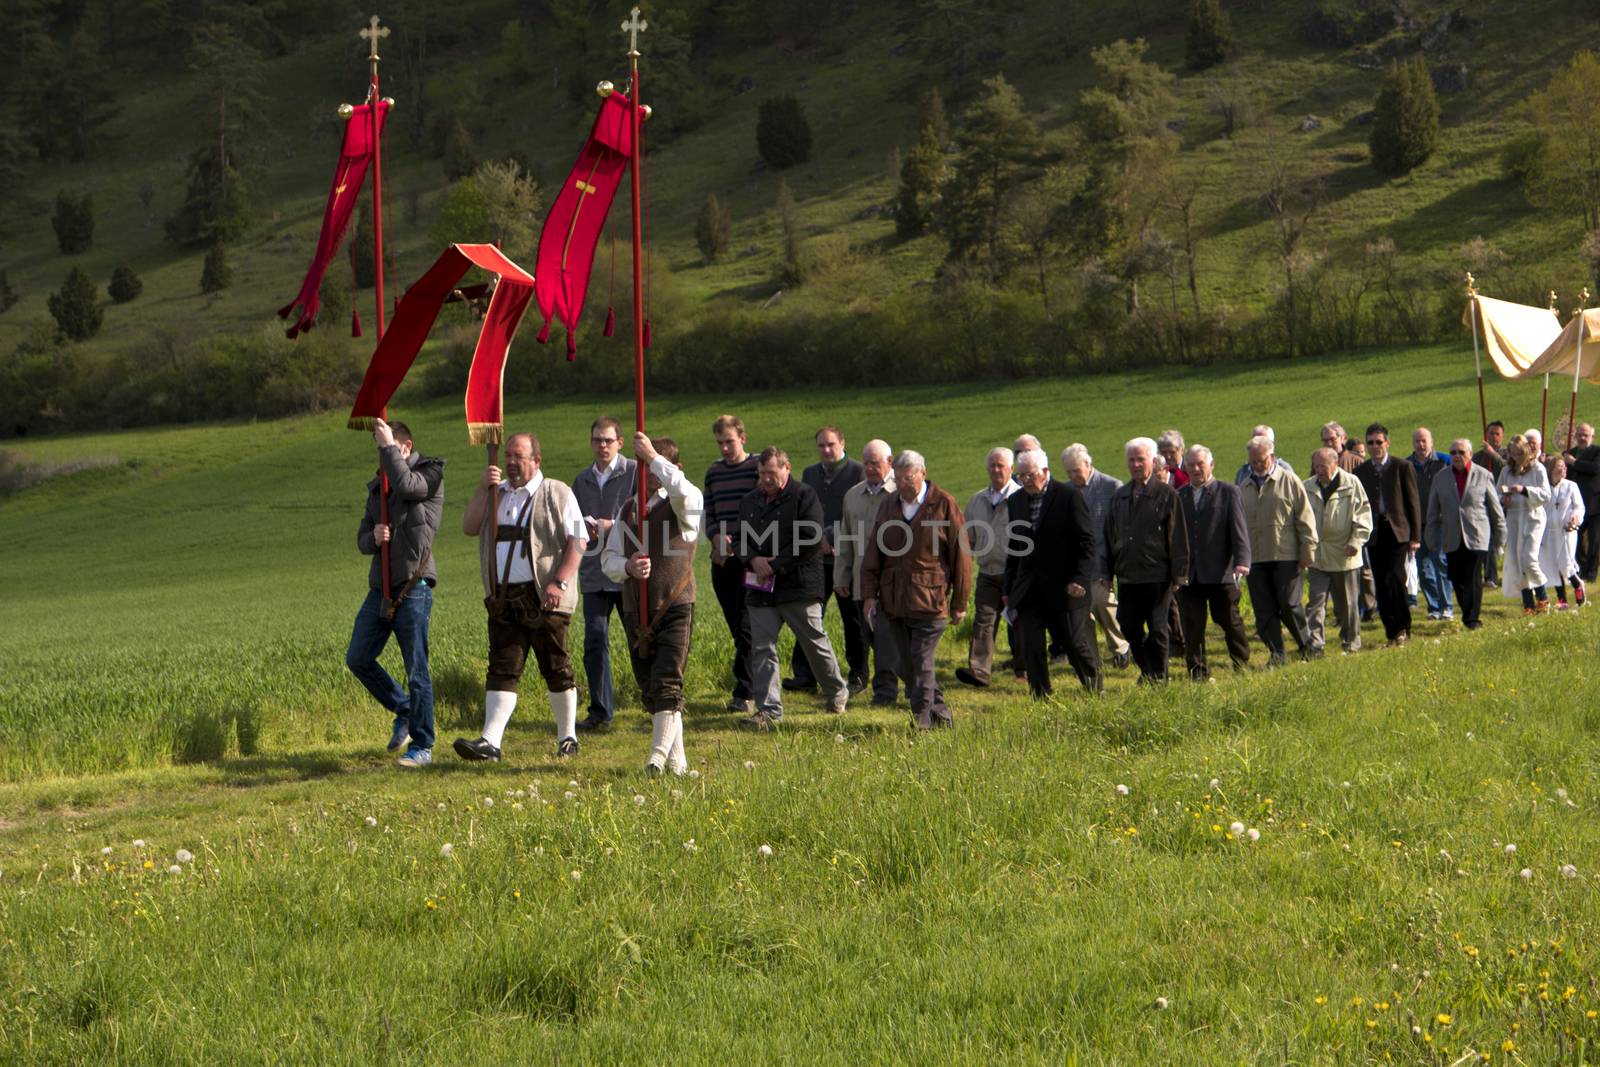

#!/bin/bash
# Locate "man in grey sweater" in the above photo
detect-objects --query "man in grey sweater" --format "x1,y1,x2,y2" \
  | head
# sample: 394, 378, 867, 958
571, 416, 638, 732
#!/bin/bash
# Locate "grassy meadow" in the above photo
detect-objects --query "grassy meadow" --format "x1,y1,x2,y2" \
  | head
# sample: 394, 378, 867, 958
4, 348, 1600, 1061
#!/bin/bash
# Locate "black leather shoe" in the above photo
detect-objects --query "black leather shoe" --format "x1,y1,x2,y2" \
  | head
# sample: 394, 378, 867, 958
1111, 651, 1133, 670
781, 678, 817, 693
453, 736, 502, 762
954, 667, 988, 688
575, 715, 611, 733
847, 675, 869, 695
557, 737, 580, 757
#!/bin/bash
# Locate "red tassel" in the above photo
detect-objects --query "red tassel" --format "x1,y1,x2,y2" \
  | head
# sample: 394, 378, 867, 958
643, 319, 653, 349
536, 320, 551, 345
602, 307, 615, 337
566, 330, 577, 363
351, 307, 363, 338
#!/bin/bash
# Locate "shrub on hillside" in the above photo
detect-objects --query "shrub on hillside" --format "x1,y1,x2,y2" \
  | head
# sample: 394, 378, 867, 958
443, 118, 477, 180
896, 126, 947, 238
695, 194, 732, 262
47, 267, 102, 341
107, 266, 143, 304
1370, 57, 1439, 178
757, 96, 812, 170
0, 271, 18, 314
51, 190, 94, 254
1186, 0, 1234, 71
201, 244, 232, 294
1303, 0, 1394, 47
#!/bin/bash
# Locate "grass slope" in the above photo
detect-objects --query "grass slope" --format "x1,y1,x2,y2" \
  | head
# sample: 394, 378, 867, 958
5, 1, 1600, 369
3, 352, 1600, 1060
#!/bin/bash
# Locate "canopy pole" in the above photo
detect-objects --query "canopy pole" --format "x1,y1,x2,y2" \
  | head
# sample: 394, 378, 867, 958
1570, 288, 1588, 452
1467, 274, 1487, 441
624, 6, 649, 631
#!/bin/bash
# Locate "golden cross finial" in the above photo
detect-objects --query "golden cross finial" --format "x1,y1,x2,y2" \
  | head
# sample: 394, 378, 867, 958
1464, 271, 1476, 296
622, 6, 647, 57
1549, 289, 1559, 310
361, 14, 390, 62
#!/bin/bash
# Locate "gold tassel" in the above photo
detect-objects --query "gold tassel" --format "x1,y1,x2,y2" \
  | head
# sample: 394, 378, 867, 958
467, 423, 504, 446
348, 416, 379, 431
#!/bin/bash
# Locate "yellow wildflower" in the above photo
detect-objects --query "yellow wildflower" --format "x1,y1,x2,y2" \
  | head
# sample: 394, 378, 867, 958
1365, 1019, 1377, 1030
1314, 995, 1327, 1005
1352, 996, 1365, 1008
1503, 1039, 1515, 1053
425, 899, 436, 910
1436, 1014, 1452, 1026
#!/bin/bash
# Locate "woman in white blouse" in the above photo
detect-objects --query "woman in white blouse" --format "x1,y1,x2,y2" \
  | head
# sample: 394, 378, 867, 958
1540, 455, 1586, 608
1498, 435, 1552, 614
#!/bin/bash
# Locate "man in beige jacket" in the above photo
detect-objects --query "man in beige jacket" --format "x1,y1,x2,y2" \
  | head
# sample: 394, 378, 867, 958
1239, 434, 1318, 666
833, 439, 900, 705
1304, 447, 1372, 655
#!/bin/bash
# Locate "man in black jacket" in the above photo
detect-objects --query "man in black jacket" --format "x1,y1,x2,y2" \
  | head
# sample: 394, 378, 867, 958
1563, 422, 1600, 581
1101, 437, 1190, 684
347, 418, 445, 768
1355, 423, 1423, 645
1004, 448, 1102, 697
785, 426, 867, 693
736, 447, 848, 729
1176, 444, 1252, 680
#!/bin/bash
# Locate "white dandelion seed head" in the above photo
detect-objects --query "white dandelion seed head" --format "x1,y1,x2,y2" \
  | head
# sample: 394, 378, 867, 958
175, 849, 193, 864
671, 789, 684, 801
1556, 787, 1569, 801
1505, 843, 1517, 855
1561, 864, 1578, 879
744, 760, 756, 770
1229, 821, 1246, 836
1389, 962, 1400, 972
1465, 731, 1474, 740
1411, 1025, 1422, 1037
533, 845, 545, 856
835, 734, 846, 744
1438, 849, 1451, 860
100, 847, 113, 856
1153, 997, 1169, 1010
167, 865, 183, 875
364, 816, 378, 828
1116, 784, 1130, 796
688, 769, 701, 780
1246, 828, 1260, 842
633, 794, 646, 806
563, 791, 577, 801
682, 839, 698, 853
1341, 781, 1351, 789
440, 843, 454, 857
568, 780, 579, 789
436, 802, 447, 811
570, 869, 582, 881
132, 839, 146, 848
481, 797, 494, 809
1520, 868, 1534, 881
758, 843, 773, 858
512, 802, 524, 811
1209, 778, 1221, 791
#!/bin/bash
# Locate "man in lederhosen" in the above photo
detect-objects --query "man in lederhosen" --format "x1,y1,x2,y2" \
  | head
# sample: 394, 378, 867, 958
601, 432, 703, 774
454, 432, 588, 762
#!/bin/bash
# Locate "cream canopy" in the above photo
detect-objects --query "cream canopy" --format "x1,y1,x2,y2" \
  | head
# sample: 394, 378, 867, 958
1464, 294, 1600, 383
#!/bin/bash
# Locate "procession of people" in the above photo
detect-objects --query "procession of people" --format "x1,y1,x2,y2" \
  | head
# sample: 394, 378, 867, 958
345, 413, 1599, 773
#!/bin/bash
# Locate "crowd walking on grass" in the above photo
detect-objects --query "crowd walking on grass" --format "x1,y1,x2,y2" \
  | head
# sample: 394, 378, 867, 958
342, 411, 1600, 773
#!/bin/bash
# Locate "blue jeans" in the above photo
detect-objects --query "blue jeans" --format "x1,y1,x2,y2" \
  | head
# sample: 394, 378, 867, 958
345, 584, 434, 749
581, 589, 624, 722
1416, 544, 1452, 615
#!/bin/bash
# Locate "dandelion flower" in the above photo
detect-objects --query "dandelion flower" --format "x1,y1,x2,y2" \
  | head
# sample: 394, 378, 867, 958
439, 843, 454, 858
1505, 843, 1517, 855
481, 797, 494, 809
758, 844, 773, 858
633, 794, 646, 806
1561, 863, 1578, 879
1229, 821, 1245, 836
1411, 1025, 1422, 1037
1153, 997, 1169, 1010
364, 816, 378, 828
167, 865, 182, 875
1246, 828, 1260, 842
1503, 1039, 1515, 1053
1314, 995, 1327, 1005
1116, 784, 1130, 796
133, 839, 146, 848
570, 869, 582, 881
175, 849, 193, 864
100, 847, 113, 856
689, 770, 701, 780
1435, 1013, 1451, 1026
436, 802, 447, 811
1209, 778, 1221, 791
513, 890, 521, 900
1520, 868, 1534, 880
425, 899, 436, 910
564, 791, 577, 801
835, 734, 846, 744
512, 802, 523, 811
568, 780, 579, 789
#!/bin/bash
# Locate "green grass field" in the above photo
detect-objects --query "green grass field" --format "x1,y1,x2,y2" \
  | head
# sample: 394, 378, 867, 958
5, 347, 1600, 1062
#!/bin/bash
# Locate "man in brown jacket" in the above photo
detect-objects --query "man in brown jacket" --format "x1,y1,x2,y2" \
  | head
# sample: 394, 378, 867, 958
861, 451, 972, 730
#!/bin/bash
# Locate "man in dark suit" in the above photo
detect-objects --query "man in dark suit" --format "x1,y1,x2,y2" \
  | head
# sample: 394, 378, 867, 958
1473, 420, 1508, 586
1177, 444, 1252, 680
1004, 448, 1101, 697
1102, 437, 1190, 684
1355, 422, 1423, 645
1562, 422, 1600, 582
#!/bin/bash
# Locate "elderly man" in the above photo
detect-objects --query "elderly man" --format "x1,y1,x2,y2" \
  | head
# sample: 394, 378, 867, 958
455, 432, 588, 762
348, 418, 445, 767
600, 432, 702, 775
571, 415, 637, 733
861, 452, 971, 730
1305, 447, 1372, 655
1563, 422, 1600, 582
957, 446, 1021, 689
1061, 444, 1133, 670
1177, 445, 1251, 680
1157, 429, 1189, 488
1322, 422, 1361, 474
787, 426, 866, 694
1355, 423, 1422, 646
1239, 434, 1318, 665
1474, 420, 1509, 587
1234, 424, 1296, 485
736, 447, 848, 729
1406, 427, 1452, 621
1102, 437, 1189, 683
1005, 448, 1102, 696
704, 414, 761, 712
1425, 438, 1505, 629
834, 439, 901, 705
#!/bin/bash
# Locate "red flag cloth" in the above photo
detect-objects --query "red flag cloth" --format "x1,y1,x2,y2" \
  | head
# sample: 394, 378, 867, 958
348, 244, 536, 446
533, 94, 635, 362
279, 100, 391, 338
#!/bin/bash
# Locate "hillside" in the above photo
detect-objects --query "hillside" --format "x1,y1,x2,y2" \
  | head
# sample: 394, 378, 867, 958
4, 0, 1600, 412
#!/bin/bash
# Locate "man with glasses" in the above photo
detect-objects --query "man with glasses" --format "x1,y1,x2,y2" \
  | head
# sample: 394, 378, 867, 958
1355, 423, 1422, 646
572, 416, 637, 732
1425, 439, 1504, 630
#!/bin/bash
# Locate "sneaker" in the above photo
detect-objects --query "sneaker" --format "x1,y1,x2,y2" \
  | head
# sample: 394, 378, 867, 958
397, 746, 432, 768
725, 697, 752, 713
738, 711, 779, 731
1557, 600, 1571, 611
1442, 610, 1454, 620
387, 715, 411, 753
781, 678, 817, 693
1426, 611, 1441, 621
556, 737, 579, 758
452, 736, 502, 762
954, 667, 989, 689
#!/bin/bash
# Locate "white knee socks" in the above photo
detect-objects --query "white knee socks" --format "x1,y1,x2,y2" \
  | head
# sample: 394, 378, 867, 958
481, 690, 518, 748
549, 688, 578, 742
667, 711, 687, 775
648, 710, 674, 771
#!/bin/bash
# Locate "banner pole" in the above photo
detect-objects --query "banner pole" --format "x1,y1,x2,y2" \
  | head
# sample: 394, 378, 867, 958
625, 6, 650, 629
1467, 275, 1487, 442
362, 13, 395, 606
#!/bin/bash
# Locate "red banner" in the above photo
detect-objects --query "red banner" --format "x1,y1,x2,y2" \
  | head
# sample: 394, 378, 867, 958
279, 100, 391, 338
348, 244, 535, 446
533, 93, 635, 361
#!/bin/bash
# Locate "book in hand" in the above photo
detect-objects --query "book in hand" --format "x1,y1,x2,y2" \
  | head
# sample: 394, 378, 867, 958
742, 569, 776, 593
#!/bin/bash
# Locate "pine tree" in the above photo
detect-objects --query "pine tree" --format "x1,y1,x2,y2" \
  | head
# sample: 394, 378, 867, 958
937, 74, 1042, 267
0, 270, 19, 314
896, 125, 948, 238
47, 267, 102, 341
757, 96, 812, 170
166, 144, 250, 247
1186, 0, 1234, 71
51, 190, 94, 254
200, 244, 232, 294
107, 266, 143, 304
776, 180, 803, 285
1369, 56, 1440, 178
695, 194, 732, 262
443, 117, 477, 180
917, 87, 950, 147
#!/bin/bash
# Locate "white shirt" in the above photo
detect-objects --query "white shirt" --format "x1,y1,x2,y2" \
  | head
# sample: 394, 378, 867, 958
496, 472, 588, 584
601, 457, 705, 584
986, 481, 1020, 508
864, 478, 892, 496
900, 481, 929, 521
592, 452, 623, 491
